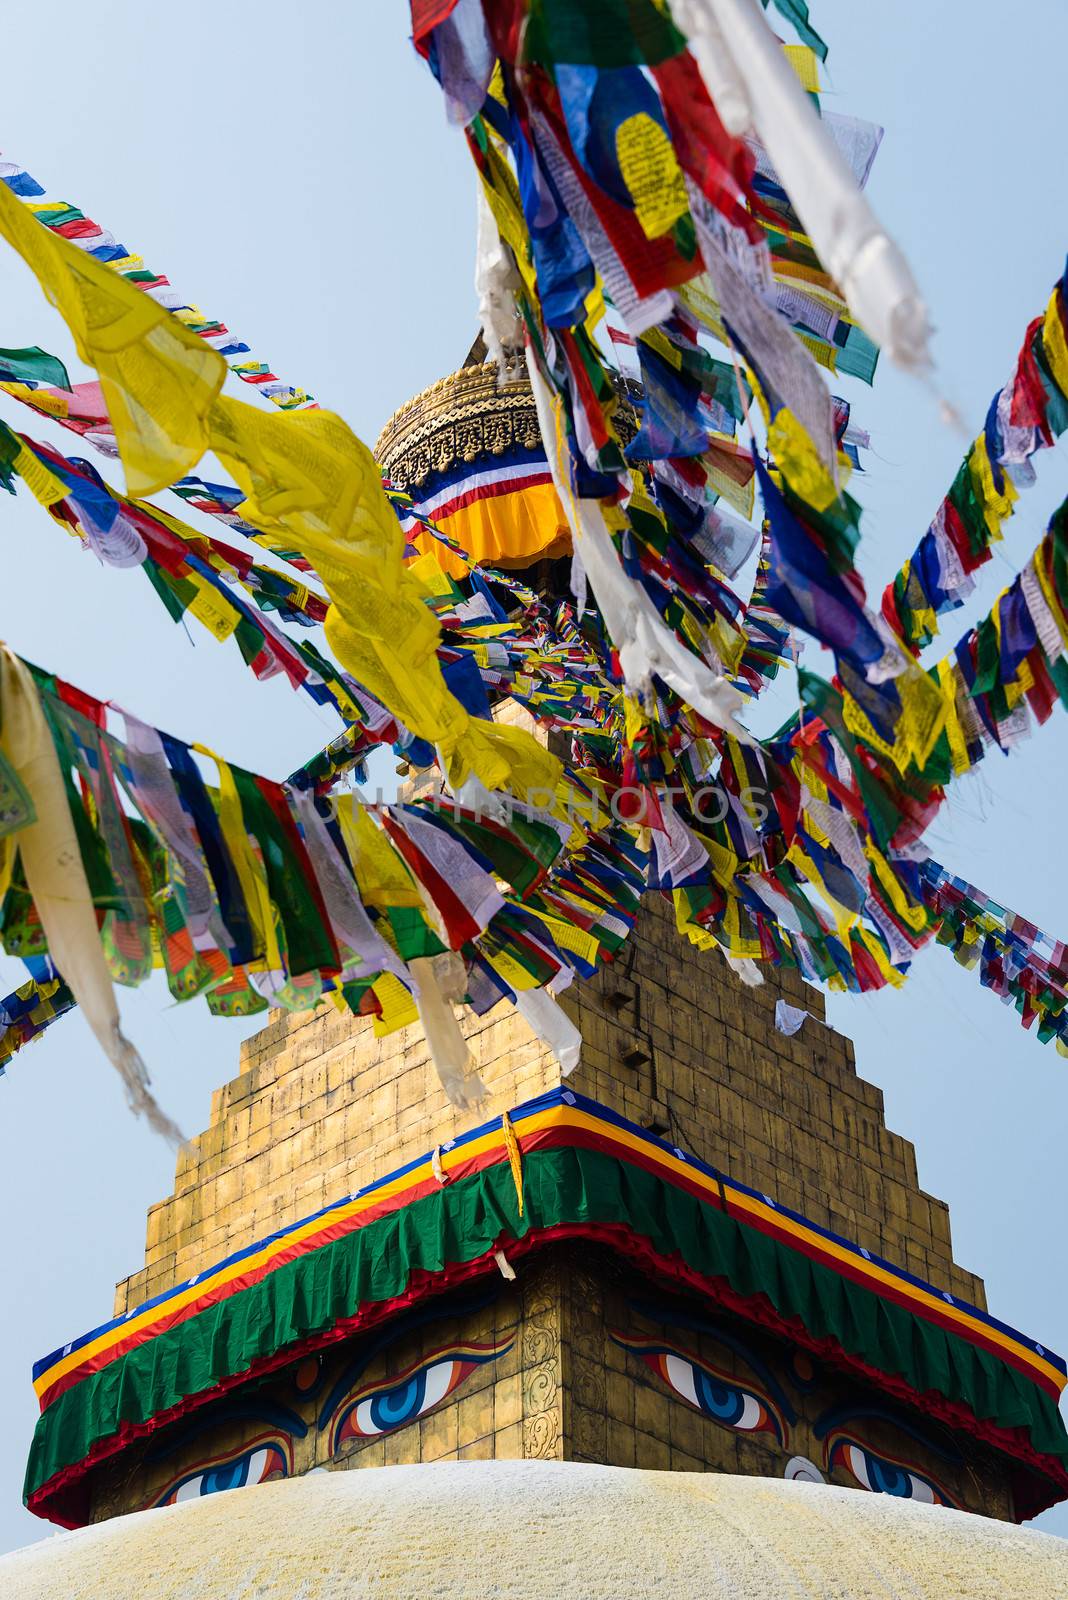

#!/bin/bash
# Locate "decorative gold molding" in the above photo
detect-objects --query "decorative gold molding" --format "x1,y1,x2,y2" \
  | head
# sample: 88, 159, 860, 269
374, 358, 640, 493
521, 1264, 563, 1461
374, 361, 544, 492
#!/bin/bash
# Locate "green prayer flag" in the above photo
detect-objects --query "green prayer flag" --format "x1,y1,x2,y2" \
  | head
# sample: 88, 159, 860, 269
759, 0, 828, 61
0, 750, 34, 838
0, 419, 21, 495
525, 0, 685, 68
0, 345, 70, 391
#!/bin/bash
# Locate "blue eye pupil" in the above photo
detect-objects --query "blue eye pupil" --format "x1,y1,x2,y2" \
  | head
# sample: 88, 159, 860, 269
369, 1372, 427, 1430
694, 1370, 745, 1425
201, 1456, 252, 1495
868, 1456, 911, 1497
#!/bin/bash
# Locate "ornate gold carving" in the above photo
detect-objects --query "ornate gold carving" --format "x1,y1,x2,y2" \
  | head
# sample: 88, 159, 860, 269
374, 358, 639, 492
566, 1265, 608, 1461
374, 361, 544, 492
521, 1266, 563, 1460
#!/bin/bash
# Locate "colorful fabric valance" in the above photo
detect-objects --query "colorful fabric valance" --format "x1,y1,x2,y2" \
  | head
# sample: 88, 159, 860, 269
25, 1090, 1068, 1527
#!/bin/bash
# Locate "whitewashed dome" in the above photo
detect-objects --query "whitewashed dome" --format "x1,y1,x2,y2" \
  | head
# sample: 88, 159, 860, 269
2, 1460, 1066, 1599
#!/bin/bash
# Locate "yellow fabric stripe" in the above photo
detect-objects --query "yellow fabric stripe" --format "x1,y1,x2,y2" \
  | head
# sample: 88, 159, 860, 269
501, 1110, 524, 1218
14, 443, 68, 507
1043, 287, 1068, 397
938, 659, 971, 776
37, 1104, 1059, 1399
35, 1116, 526, 1398
724, 1185, 1061, 1387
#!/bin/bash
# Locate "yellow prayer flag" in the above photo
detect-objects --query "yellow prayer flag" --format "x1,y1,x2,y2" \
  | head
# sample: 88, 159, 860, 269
186, 577, 242, 642
937, 659, 971, 777
1043, 288, 1068, 398
336, 799, 423, 912
767, 408, 839, 511
783, 45, 821, 93
14, 444, 67, 508
501, 1110, 525, 1218
0, 381, 69, 419
371, 971, 420, 1034
0, 177, 225, 495
616, 113, 689, 239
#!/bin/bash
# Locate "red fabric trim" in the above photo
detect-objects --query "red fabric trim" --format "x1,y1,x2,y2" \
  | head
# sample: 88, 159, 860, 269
37, 1142, 514, 1410
517, 1122, 1057, 1396
722, 1201, 1063, 1401
28, 1222, 1068, 1528
423, 472, 555, 523
37, 1120, 1059, 1428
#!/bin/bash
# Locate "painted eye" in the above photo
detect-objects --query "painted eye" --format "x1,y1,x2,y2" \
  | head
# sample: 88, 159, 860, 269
613, 1337, 784, 1443
156, 1440, 288, 1506
351, 1360, 455, 1437
333, 1339, 513, 1452
830, 1439, 948, 1505
664, 1354, 767, 1430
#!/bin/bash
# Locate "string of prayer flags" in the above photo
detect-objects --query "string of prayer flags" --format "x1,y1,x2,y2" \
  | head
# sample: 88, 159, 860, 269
883, 261, 1068, 652
0, 639, 649, 1100
0, 422, 362, 723
431, 0, 908, 738
0, 155, 315, 411
661, 480, 1068, 1007
907, 492, 1068, 792
922, 861, 1068, 1053
0, 972, 75, 1072
4, 0, 1068, 1098
0, 367, 328, 582
0, 173, 559, 805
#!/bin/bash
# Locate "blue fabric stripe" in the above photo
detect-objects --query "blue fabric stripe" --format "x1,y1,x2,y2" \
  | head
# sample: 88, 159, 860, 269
33, 1086, 1064, 1382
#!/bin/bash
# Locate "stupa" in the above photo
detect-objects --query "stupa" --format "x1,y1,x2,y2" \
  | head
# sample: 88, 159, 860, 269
8, 363, 1068, 1598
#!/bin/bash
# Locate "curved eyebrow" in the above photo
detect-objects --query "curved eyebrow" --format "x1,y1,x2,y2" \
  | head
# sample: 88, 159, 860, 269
316, 1287, 503, 1431
812, 1403, 962, 1464
623, 1298, 796, 1425
145, 1399, 308, 1462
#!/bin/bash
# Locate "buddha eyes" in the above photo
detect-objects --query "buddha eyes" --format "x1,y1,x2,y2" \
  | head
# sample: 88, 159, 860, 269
828, 1438, 951, 1506
341, 1360, 458, 1442
332, 1339, 514, 1452
155, 1439, 288, 1506
614, 1337, 785, 1443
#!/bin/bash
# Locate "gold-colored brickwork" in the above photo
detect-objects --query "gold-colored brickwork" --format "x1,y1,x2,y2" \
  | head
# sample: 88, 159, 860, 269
114, 887, 983, 1317
556, 1252, 1012, 1515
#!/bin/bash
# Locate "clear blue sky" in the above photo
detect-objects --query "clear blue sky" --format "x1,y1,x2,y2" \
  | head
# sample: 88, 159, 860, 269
0, 0, 1066, 1552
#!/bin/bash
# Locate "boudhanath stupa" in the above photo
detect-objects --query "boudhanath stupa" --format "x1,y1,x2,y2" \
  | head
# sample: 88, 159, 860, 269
1, 1, 1068, 1596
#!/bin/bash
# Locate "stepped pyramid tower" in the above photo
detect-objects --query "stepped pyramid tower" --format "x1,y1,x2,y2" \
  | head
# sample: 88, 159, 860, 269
21, 362, 1067, 1539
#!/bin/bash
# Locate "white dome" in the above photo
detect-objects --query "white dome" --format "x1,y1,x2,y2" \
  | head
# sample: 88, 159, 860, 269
2, 1461, 1066, 1600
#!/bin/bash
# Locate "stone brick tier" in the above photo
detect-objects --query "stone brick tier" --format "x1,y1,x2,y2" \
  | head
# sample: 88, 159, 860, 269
115, 892, 984, 1317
